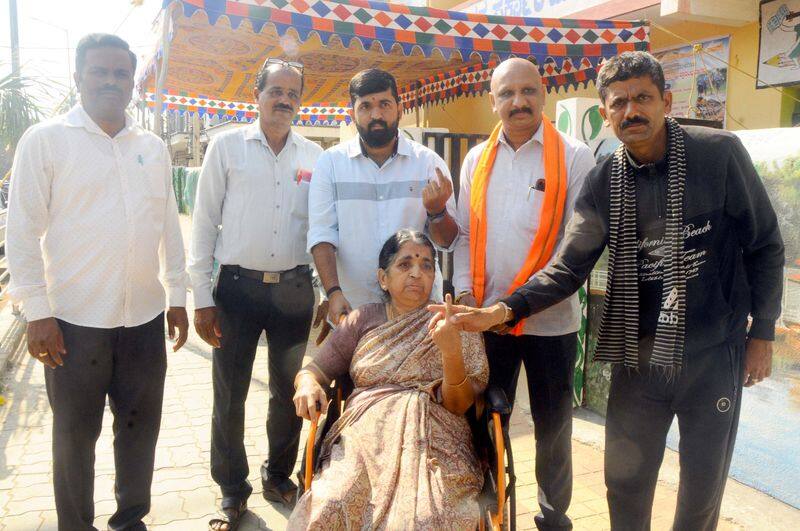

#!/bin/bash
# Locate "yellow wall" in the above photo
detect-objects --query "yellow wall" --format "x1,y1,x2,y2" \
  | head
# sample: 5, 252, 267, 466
419, 8, 800, 133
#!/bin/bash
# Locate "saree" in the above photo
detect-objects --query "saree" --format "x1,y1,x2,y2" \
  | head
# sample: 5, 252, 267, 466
287, 303, 489, 530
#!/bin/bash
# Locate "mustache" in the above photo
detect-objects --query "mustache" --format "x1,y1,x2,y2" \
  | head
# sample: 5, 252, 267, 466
509, 107, 533, 117
368, 119, 389, 129
621, 116, 649, 129
273, 103, 293, 112
98, 86, 122, 95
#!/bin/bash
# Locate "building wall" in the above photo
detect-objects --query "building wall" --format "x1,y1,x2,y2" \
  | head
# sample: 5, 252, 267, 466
422, 2, 800, 134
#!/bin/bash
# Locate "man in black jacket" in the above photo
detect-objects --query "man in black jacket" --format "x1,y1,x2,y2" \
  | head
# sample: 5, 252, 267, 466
431, 52, 784, 530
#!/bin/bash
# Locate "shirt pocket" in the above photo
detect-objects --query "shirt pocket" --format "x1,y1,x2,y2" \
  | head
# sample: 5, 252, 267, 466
515, 187, 544, 233
139, 162, 168, 200
291, 179, 310, 220
137, 163, 169, 230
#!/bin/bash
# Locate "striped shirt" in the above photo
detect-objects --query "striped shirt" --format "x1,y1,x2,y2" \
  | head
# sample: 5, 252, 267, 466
307, 135, 456, 309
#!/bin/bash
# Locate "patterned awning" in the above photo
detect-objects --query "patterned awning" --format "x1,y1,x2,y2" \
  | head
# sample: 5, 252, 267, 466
138, 0, 650, 125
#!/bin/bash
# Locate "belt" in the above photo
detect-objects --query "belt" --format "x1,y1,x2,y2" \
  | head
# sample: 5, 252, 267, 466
222, 264, 310, 284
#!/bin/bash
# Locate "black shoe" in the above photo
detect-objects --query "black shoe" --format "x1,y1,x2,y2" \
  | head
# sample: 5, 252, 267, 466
262, 475, 298, 509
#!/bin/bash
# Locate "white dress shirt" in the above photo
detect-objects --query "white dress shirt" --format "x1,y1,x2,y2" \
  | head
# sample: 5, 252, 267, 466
307, 135, 456, 309
453, 124, 596, 336
189, 123, 323, 309
7, 105, 187, 328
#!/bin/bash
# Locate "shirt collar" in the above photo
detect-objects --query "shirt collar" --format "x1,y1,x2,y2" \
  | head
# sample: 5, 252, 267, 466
624, 148, 667, 173
497, 122, 544, 149
63, 104, 136, 138
245, 122, 296, 153
347, 133, 409, 159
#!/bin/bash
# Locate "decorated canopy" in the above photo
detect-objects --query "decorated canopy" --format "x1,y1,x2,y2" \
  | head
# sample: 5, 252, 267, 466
139, 0, 650, 126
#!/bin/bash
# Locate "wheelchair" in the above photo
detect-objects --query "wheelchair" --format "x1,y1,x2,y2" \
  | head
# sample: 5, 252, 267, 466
296, 375, 517, 530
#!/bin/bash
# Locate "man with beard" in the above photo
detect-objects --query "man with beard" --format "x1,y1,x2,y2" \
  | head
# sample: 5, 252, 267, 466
451, 58, 596, 530
189, 59, 322, 529
431, 51, 784, 530
308, 68, 457, 330
7, 33, 188, 530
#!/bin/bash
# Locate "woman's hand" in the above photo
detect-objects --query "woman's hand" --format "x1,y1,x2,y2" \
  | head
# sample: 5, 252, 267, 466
293, 372, 329, 421
429, 293, 462, 355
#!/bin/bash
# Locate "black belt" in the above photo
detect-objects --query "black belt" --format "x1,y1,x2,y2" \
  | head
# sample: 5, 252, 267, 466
221, 264, 310, 284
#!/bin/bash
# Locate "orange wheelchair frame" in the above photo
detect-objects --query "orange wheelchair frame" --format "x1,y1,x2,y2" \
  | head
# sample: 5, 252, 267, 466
297, 377, 517, 530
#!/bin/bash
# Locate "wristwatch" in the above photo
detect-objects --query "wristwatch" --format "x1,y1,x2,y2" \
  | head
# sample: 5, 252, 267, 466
426, 207, 447, 223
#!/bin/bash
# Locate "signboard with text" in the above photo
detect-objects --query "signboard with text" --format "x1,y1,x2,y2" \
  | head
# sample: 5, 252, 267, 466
757, 0, 800, 88
653, 36, 730, 124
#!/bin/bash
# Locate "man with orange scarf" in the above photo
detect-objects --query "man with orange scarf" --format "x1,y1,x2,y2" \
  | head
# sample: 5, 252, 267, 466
452, 58, 595, 530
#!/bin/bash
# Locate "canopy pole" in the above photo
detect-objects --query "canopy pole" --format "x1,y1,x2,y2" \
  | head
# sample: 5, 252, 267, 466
415, 82, 420, 128
191, 111, 202, 166
154, 3, 173, 137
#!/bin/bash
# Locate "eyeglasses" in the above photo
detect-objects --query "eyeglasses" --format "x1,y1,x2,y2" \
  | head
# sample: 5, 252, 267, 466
260, 57, 304, 73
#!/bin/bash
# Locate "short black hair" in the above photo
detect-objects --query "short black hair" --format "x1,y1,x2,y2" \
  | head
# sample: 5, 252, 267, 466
255, 63, 304, 93
597, 51, 665, 102
349, 69, 399, 106
75, 33, 136, 75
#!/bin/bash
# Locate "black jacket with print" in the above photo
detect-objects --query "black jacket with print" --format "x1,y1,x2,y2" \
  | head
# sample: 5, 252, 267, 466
503, 125, 785, 355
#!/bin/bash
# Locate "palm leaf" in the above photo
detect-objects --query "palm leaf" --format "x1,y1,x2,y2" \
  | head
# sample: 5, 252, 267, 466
0, 71, 46, 150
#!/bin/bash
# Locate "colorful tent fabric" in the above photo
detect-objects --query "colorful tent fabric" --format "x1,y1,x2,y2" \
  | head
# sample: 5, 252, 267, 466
139, 0, 650, 125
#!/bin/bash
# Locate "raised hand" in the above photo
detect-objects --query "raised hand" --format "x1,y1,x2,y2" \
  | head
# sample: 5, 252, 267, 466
422, 167, 453, 216
429, 293, 462, 354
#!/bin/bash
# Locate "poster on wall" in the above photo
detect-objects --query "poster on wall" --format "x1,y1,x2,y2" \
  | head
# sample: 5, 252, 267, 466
653, 36, 730, 124
758, 0, 800, 88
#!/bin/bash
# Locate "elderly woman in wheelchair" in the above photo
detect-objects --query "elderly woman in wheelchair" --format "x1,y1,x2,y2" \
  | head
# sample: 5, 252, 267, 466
287, 229, 491, 529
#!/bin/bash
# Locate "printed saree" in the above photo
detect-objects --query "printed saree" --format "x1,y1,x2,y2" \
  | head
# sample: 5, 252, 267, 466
287, 303, 489, 530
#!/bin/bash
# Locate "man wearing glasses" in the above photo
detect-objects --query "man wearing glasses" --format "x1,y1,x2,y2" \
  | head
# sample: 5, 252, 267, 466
189, 58, 323, 529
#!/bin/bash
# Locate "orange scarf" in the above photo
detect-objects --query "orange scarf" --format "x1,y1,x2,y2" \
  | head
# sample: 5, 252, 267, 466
469, 116, 568, 335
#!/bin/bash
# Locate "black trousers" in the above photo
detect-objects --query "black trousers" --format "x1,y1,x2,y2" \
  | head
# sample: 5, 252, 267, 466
484, 332, 577, 531
210, 266, 314, 501
46, 314, 167, 531
605, 341, 745, 531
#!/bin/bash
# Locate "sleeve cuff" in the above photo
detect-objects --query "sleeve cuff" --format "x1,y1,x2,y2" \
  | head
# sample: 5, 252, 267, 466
191, 287, 215, 310
502, 292, 531, 327
22, 295, 53, 322
748, 318, 775, 341
307, 230, 339, 254
167, 286, 187, 308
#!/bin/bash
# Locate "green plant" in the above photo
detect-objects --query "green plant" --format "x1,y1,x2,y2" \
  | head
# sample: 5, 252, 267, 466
0, 71, 46, 151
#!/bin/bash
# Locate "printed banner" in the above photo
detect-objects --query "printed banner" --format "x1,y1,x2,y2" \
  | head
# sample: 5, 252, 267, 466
653, 36, 730, 124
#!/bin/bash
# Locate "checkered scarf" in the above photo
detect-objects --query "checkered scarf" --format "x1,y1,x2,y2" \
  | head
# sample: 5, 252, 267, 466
594, 117, 687, 372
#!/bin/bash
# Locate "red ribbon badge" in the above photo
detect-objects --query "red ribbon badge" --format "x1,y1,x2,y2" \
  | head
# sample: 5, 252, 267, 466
296, 168, 312, 184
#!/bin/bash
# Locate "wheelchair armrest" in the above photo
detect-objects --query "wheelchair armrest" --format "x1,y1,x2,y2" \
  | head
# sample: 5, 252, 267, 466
485, 385, 511, 416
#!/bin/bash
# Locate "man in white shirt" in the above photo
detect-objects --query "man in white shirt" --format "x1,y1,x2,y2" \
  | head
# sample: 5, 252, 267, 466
189, 59, 322, 526
6, 34, 188, 531
452, 58, 595, 530
308, 69, 456, 327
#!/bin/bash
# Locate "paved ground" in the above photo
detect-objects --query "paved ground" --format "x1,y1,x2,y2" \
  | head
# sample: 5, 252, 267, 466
1, 316, 799, 530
